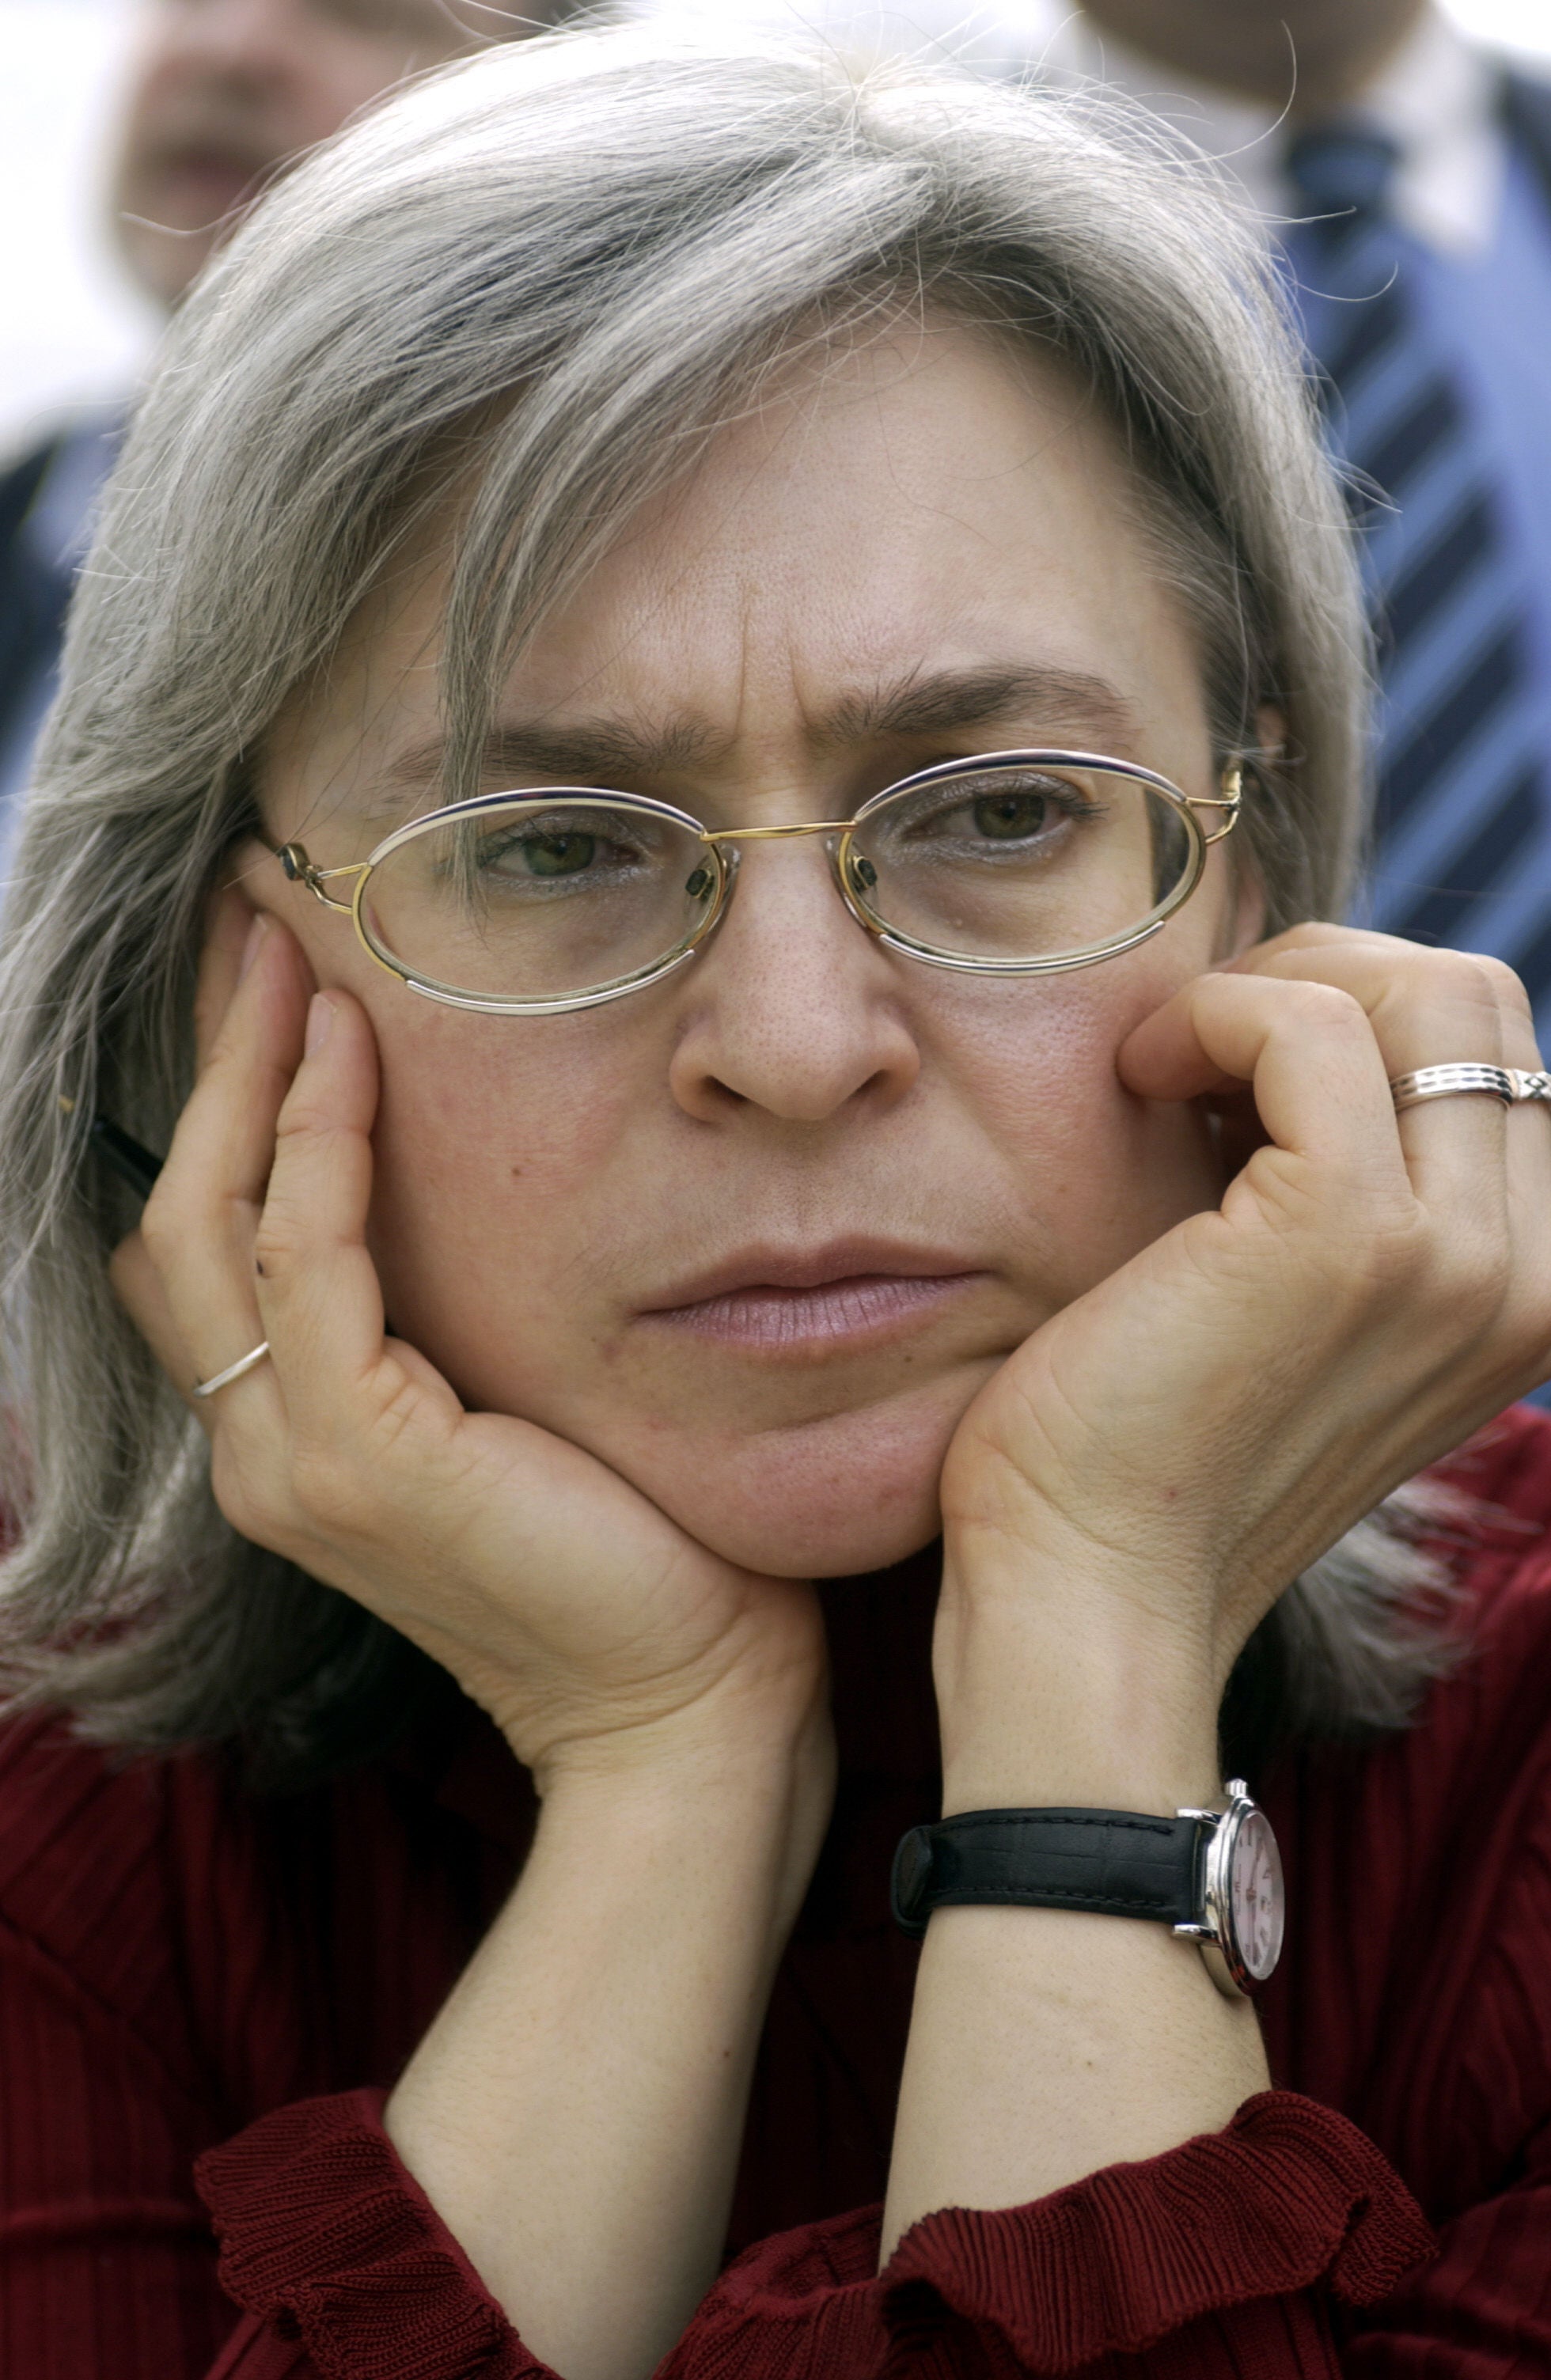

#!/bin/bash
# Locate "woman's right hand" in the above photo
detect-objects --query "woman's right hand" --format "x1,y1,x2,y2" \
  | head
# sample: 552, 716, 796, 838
109, 891, 831, 1806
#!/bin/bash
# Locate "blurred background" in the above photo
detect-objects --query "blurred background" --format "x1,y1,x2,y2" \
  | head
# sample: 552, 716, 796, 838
6, 0, 1551, 455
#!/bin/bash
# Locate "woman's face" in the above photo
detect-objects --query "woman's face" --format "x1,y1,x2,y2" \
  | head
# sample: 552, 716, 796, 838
252, 324, 1260, 1577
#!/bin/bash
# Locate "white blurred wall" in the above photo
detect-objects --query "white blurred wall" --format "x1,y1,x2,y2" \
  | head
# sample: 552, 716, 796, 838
0, 0, 158, 458
2, 0, 1549, 457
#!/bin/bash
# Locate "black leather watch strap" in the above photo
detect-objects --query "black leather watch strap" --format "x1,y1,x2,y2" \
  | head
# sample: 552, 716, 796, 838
890, 1806, 1204, 1939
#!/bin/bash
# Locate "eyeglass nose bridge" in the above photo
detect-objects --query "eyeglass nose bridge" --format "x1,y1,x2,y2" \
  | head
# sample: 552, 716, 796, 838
691, 817, 875, 949
699, 819, 856, 846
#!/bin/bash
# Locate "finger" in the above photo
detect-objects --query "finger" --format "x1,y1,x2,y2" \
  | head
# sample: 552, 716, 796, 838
194, 884, 260, 1074
1219, 923, 1538, 1068
1129, 930, 1551, 1398
1119, 967, 1405, 1192
251, 989, 411, 1448
1223, 930, 1515, 1211
1128, 928, 1516, 1204
108, 1229, 213, 1421
1230, 923, 1541, 1067
135, 917, 312, 1397
1256, 934, 1551, 1378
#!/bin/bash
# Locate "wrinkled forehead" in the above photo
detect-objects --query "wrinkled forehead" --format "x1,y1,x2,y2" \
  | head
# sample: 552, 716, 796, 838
260, 323, 1214, 843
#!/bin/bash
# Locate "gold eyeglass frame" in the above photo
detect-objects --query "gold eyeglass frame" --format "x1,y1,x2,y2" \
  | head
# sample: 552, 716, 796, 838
275, 747, 1243, 1017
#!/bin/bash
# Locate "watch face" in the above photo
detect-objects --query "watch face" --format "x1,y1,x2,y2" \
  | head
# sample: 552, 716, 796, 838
1228, 1810, 1285, 1983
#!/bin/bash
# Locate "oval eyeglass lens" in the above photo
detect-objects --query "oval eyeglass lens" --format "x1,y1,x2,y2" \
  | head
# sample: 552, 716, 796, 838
359, 798, 715, 1004
848, 762, 1196, 965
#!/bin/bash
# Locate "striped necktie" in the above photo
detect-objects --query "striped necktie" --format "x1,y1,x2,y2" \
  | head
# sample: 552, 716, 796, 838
1283, 127, 1551, 1033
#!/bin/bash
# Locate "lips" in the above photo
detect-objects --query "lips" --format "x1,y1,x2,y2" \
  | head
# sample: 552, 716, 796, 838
138, 140, 282, 225
639, 1240, 988, 1355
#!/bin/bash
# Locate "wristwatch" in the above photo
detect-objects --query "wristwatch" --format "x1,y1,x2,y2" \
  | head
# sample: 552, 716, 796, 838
889, 1779, 1284, 1998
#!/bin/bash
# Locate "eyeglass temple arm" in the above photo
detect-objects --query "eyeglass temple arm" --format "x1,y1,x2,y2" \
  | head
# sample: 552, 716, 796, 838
275, 842, 368, 913
1189, 764, 1242, 846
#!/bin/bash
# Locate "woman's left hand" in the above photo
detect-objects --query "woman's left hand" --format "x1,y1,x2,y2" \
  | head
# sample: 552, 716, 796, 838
934, 926, 1551, 1806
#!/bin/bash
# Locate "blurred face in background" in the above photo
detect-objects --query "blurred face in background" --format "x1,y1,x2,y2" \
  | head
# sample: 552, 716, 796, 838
110, 0, 548, 309
1079, 0, 1424, 112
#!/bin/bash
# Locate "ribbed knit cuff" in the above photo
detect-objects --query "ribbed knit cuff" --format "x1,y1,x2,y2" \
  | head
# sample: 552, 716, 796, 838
198, 2088, 1434, 2380
675, 2094, 1432, 2378
880, 2090, 1434, 2372
195, 2090, 550, 2380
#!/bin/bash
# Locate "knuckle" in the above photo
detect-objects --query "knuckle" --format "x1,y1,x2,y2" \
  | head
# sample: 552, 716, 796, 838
1272, 920, 1352, 952
252, 1199, 307, 1279
1420, 948, 1502, 1009
138, 1184, 192, 1270
1435, 1249, 1511, 1332
274, 1081, 339, 1147
1462, 950, 1534, 1021
1355, 1214, 1431, 1298
250, 1223, 290, 1283
1283, 978, 1370, 1039
106, 1230, 151, 1306
1420, 1219, 1513, 1327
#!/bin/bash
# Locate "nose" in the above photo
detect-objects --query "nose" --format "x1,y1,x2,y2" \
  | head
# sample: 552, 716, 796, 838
162, 0, 308, 78
668, 839, 921, 1125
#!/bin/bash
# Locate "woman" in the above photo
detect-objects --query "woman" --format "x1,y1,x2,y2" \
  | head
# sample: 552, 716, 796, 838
0, 25, 1548, 2380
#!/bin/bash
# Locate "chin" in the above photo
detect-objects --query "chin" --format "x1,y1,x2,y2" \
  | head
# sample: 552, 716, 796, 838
603, 1380, 980, 1579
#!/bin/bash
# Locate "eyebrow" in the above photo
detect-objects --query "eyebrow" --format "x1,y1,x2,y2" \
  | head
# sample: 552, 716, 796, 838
381, 664, 1143, 798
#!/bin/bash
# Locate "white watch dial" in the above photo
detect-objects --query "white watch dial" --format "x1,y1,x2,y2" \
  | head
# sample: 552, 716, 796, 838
1228, 1809, 1284, 1982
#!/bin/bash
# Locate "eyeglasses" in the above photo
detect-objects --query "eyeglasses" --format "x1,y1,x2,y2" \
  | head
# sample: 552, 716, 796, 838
275, 748, 1242, 1016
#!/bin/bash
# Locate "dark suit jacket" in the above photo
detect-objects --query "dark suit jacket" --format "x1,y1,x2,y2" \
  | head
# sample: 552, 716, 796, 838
0, 432, 72, 766
1504, 63, 1551, 218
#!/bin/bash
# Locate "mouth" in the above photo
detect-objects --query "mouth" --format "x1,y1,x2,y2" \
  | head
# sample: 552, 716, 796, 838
639, 1241, 989, 1356
137, 140, 283, 227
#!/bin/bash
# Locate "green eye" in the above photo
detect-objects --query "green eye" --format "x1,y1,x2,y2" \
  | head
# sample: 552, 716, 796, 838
522, 832, 596, 877
972, 792, 1048, 839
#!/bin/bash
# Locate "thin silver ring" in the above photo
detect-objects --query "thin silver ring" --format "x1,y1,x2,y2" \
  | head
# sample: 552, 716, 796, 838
1390, 1063, 1551, 1113
192, 1340, 271, 1400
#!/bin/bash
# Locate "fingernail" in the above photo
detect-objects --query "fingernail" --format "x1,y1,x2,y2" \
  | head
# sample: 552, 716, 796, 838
305, 993, 336, 1056
238, 913, 269, 981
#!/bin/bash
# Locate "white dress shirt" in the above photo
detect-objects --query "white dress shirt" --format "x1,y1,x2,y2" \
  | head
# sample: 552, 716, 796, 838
634, 2, 1509, 257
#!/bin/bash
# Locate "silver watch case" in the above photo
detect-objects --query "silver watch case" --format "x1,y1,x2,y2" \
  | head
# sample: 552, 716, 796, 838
1173, 1778, 1285, 1998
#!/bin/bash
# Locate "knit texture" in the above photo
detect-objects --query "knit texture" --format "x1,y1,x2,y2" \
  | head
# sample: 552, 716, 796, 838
4, 1406, 1551, 2376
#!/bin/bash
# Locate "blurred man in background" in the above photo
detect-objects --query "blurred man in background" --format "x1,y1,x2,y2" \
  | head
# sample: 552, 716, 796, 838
0, 0, 573, 854
1056, 0, 1551, 1039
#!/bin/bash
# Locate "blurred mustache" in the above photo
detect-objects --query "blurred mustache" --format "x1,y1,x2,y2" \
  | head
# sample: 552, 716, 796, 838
131, 109, 304, 207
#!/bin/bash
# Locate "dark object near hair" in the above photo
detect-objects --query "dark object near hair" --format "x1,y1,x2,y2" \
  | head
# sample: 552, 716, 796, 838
90, 1117, 162, 1201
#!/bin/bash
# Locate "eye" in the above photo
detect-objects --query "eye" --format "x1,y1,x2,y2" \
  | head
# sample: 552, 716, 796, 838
888, 771, 1102, 851
465, 807, 653, 888
971, 790, 1051, 840
508, 829, 596, 878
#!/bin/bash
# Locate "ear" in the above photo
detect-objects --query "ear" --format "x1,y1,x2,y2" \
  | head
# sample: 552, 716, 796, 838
1253, 701, 1288, 757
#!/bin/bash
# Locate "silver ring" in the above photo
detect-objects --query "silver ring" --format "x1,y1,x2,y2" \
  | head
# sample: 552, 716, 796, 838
1390, 1063, 1551, 1113
192, 1340, 271, 1399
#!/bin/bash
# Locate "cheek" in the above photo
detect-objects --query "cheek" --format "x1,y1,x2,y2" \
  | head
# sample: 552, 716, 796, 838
927, 949, 1223, 1296
364, 1003, 639, 1395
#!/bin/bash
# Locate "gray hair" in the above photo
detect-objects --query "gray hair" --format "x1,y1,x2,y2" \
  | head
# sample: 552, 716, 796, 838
0, 23, 1452, 1783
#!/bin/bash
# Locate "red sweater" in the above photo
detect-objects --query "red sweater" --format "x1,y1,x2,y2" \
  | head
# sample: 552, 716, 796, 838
3, 1412, 1551, 2378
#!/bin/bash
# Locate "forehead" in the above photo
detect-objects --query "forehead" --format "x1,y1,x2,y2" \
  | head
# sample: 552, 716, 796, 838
266, 322, 1212, 818
523, 328, 1196, 724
